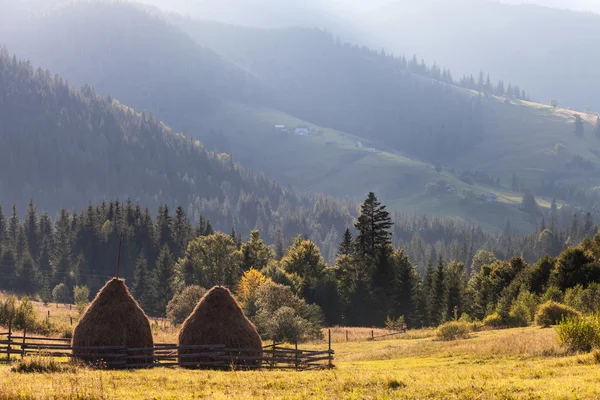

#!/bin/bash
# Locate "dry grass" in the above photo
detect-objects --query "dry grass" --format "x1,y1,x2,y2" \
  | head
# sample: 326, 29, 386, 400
2, 326, 598, 399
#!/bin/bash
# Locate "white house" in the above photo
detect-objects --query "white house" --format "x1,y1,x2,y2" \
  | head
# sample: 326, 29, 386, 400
295, 127, 309, 136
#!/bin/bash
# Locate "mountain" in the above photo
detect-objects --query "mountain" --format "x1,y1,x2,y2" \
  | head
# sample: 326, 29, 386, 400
353, 0, 600, 112
4, 1, 600, 233
0, 46, 353, 253
1, 1, 268, 133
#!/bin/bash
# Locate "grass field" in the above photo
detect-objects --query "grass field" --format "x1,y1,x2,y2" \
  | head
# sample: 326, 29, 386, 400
196, 99, 581, 233
2, 326, 599, 399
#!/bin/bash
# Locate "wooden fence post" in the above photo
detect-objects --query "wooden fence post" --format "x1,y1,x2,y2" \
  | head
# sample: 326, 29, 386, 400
371, 330, 374, 340
295, 341, 299, 371
7, 317, 12, 363
345, 330, 348, 342
328, 329, 332, 369
21, 328, 26, 359
47, 310, 50, 319
70, 317, 73, 326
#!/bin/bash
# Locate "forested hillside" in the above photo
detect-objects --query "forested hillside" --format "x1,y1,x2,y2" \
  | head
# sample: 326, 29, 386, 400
0, 47, 352, 256
3, 1, 600, 235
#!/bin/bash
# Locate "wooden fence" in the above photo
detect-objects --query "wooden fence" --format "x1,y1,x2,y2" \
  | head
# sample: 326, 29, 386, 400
0, 327, 334, 371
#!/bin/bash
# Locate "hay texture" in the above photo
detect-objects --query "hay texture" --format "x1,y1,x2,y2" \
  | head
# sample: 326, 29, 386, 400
177, 286, 262, 368
72, 278, 153, 365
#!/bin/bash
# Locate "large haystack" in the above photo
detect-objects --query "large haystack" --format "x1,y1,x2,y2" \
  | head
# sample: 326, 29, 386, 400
177, 286, 262, 369
72, 278, 153, 366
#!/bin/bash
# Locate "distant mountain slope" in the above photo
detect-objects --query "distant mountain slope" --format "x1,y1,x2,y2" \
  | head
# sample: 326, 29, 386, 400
0, 47, 352, 250
2, 2, 269, 132
354, 0, 600, 112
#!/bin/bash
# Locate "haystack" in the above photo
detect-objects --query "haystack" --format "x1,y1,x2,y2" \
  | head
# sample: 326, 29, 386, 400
177, 286, 262, 368
72, 278, 153, 366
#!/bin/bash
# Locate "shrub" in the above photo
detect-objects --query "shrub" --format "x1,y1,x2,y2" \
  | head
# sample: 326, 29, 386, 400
556, 314, 600, 353
508, 301, 531, 327
436, 321, 471, 341
483, 312, 505, 328
52, 283, 70, 304
166, 285, 207, 326
13, 297, 37, 331
253, 281, 323, 342
385, 316, 406, 331
535, 301, 580, 327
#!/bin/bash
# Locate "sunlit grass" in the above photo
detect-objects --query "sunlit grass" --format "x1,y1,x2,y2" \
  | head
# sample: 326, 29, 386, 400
2, 326, 600, 399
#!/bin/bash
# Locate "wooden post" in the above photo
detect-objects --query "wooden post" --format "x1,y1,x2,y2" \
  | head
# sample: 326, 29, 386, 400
6, 317, 12, 362
346, 330, 348, 342
70, 317, 73, 326
70, 304, 72, 311
47, 310, 50, 318
371, 330, 374, 340
295, 341, 299, 371
21, 328, 26, 359
328, 329, 332, 369
116, 232, 123, 279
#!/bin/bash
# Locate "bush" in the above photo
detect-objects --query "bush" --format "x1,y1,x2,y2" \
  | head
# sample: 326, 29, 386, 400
385, 316, 406, 331
508, 301, 531, 327
436, 321, 471, 341
166, 285, 207, 326
253, 281, 323, 342
52, 283, 70, 304
535, 301, 580, 327
541, 285, 564, 303
556, 314, 600, 353
483, 312, 505, 328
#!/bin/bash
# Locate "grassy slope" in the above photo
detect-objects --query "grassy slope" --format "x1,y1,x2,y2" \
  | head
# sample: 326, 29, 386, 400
200, 100, 568, 232
3, 326, 600, 399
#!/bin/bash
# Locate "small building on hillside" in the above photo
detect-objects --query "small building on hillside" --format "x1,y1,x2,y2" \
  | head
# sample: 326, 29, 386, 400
295, 127, 309, 136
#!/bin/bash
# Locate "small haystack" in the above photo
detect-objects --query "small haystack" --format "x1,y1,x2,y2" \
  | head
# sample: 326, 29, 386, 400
72, 278, 153, 366
177, 286, 262, 369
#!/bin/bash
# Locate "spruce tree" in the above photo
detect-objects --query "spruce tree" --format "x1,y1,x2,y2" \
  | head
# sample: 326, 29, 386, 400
25, 200, 39, 260
445, 261, 466, 320
274, 230, 285, 260
354, 192, 393, 262
8, 205, 19, 249
431, 257, 448, 326
173, 205, 191, 259
132, 252, 151, 310
422, 258, 435, 326
393, 249, 418, 327
53, 208, 72, 286
19, 252, 39, 294
150, 245, 175, 315
338, 228, 354, 257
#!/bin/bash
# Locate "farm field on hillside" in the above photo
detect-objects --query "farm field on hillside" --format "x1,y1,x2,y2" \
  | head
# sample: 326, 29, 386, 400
2, 327, 599, 399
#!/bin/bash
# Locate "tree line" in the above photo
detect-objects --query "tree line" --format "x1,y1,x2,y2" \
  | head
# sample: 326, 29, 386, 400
1, 193, 598, 331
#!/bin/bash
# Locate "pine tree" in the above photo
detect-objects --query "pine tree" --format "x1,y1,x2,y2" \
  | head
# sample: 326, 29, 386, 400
8, 205, 19, 249
354, 192, 393, 262
173, 205, 191, 259
393, 249, 418, 327
421, 258, 435, 326
24, 200, 39, 260
132, 252, 151, 310
156, 205, 174, 253
19, 252, 38, 294
338, 228, 354, 257
196, 215, 214, 237
150, 245, 175, 315
575, 115, 584, 138
274, 230, 285, 260
53, 208, 72, 286
431, 257, 448, 326
445, 261, 466, 320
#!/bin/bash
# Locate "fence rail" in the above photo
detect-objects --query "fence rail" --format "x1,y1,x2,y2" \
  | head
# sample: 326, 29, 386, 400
0, 327, 334, 370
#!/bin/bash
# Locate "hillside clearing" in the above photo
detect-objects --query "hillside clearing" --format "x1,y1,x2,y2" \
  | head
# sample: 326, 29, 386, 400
2, 326, 599, 399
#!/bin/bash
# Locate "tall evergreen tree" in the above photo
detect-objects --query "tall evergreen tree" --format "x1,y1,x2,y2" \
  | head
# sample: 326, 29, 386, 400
53, 208, 72, 287
8, 205, 19, 249
338, 228, 354, 257
0, 206, 6, 248
25, 200, 39, 260
150, 245, 175, 315
132, 252, 151, 311
431, 257, 448, 325
173, 205, 192, 259
354, 192, 393, 262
